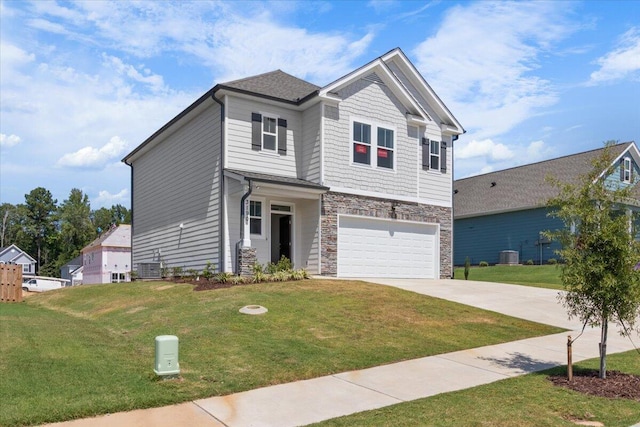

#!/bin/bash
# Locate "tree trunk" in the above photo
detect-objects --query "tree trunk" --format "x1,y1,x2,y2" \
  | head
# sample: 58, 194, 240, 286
599, 317, 608, 379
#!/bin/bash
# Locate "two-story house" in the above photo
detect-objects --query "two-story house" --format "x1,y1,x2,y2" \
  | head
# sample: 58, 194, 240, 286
82, 224, 132, 284
123, 48, 464, 279
0, 244, 37, 277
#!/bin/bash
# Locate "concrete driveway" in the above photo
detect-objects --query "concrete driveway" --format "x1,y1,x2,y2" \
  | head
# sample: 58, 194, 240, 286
361, 278, 580, 329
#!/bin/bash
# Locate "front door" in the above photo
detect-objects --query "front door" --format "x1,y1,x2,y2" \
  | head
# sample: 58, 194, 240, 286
271, 213, 292, 263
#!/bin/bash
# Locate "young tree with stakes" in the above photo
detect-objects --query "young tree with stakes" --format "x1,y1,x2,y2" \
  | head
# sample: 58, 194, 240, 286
546, 142, 640, 379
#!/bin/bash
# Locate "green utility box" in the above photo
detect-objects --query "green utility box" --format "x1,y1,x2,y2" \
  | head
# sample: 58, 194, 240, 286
154, 335, 180, 376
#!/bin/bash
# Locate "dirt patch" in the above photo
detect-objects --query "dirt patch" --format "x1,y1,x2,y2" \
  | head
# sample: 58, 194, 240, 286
549, 370, 640, 401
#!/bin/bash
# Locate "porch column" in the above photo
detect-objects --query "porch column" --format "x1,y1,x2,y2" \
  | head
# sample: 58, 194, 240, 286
242, 189, 252, 247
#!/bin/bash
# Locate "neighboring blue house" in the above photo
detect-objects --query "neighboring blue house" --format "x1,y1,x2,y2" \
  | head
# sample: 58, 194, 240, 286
453, 142, 640, 266
60, 255, 83, 285
0, 244, 37, 277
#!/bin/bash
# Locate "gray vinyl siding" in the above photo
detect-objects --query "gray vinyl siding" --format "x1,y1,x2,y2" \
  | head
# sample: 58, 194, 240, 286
322, 77, 417, 197
418, 131, 453, 205
604, 155, 639, 189
297, 199, 320, 273
226, 97, 301, 177
131, 103, 222, 272
300, 102, 322, 182
453, 207, 564, 266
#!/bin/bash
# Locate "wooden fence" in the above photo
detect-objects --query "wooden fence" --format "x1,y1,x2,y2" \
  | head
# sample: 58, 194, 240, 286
1, 264, 23, 303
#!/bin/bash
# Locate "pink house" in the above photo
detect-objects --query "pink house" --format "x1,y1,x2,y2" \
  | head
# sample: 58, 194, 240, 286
82, 224, 132, 284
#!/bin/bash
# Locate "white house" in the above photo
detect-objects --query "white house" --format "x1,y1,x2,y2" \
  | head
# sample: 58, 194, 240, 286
123, 48, 464, 279
82, 224, 132, 284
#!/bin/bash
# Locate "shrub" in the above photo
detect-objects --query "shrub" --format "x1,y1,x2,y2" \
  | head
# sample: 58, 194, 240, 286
276, 255, 293, 272
464, 256, 471, 280
202, 261, 215, 280
479, 261, 489, 267
525, 259, 534, 265
252, 262, 264, 275
547, 258, 558, 265
185, 269, 199, 280
214, 272, 233, 283
172, 266, 183, 278
229, 275, 248, 285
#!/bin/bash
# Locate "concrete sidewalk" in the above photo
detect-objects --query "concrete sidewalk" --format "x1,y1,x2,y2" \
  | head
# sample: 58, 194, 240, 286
48, 279, 640, 427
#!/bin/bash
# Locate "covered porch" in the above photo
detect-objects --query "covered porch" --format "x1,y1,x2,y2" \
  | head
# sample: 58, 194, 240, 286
223, 169, 328, 275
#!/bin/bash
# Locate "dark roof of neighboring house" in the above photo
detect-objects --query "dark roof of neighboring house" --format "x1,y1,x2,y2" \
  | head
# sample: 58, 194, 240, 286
454, 142, 639, 218
225, 169, 329, 191
218, 70, 320, 104
62, 255, 83, 268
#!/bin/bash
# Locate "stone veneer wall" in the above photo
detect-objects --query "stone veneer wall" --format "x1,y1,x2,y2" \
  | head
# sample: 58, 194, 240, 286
320, 192, 452, 278
237, 247, 257, 276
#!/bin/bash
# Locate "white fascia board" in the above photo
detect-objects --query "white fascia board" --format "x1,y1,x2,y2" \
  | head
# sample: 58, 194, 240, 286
382, 50, 465, 135
595, 142, 640, 182
319, 60, 430, 123
407, 113, 428, 126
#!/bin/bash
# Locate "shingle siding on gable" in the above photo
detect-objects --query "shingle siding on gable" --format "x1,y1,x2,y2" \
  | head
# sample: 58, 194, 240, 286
131, 103, 222, 272
603, 156, 639, 189
322, 78, 417, 197
454, 207, 564, 266
226, 97, 300, 177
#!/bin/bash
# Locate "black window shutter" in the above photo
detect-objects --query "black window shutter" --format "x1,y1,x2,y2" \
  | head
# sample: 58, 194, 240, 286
421, 138, 429, 169
440, 141, 447, 173
251, 113, 262, 151
277, 118, 287, 155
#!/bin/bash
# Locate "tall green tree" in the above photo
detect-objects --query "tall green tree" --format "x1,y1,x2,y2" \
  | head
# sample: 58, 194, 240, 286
547, 142, 640, 379
91, 204, 131, 233
23, 187, 58, 272
58, 188, 95, 263
0, 203, 18, 247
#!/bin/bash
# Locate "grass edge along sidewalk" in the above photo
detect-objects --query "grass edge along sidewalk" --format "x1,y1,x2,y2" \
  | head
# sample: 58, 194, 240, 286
311, 350, 640, 427
0, 279, 562, 427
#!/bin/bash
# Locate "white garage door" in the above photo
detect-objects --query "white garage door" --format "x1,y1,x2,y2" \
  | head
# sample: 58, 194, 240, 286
337, 215, 438, 278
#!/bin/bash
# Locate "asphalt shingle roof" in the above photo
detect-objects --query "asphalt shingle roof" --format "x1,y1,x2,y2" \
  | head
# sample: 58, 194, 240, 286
220, 70, 320, 104
454, 142, 639, 218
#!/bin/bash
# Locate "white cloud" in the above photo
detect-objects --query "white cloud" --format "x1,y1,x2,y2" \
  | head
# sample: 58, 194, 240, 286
57, 136, 128, 168
526, 140, 554, 162
589, 27, 640, 85
93, 189, 129, 208
0, 134, 22, 148
413, 2, 575, 140
456, 139, 514, 161
102, 54, 166, 93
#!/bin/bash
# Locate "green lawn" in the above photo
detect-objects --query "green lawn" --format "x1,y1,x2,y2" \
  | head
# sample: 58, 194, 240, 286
0, 280, 562, 426
312, 350, 640, 427
454, 264, 564, 290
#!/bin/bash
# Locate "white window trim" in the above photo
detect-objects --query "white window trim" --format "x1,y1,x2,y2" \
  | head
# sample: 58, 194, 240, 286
429, 139, 440, 171
260, 111, 279, 153
623, 157, 632, 183
249, 197, 266, 239
349, 117, 396, 172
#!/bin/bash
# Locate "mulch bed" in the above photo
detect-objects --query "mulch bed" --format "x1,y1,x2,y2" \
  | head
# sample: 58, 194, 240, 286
192, 280, 254, 291
549, 370, 640, 401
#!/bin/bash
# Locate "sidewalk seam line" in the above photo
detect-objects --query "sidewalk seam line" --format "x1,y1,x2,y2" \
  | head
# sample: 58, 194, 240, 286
330, 375, 407, 402
192, 401, 230, 427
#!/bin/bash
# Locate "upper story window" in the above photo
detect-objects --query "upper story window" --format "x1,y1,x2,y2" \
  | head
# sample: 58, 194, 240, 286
622, 157, 632, 183
421, 138, 447, 173
352, 120, 395, 170
377, 128, 394, 169
430, 139, 440, 170
353, 121, 371, 165
251, 112, 287, 155
22, 263, 31, 273
249, 200, 263, 236
262, 116, 277, 152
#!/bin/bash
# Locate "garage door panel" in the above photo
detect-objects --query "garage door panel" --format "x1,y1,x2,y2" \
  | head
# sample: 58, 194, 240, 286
337, 216, 437, 279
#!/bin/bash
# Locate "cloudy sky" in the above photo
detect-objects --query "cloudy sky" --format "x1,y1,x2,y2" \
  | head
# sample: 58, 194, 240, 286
1, 0, 639, 209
